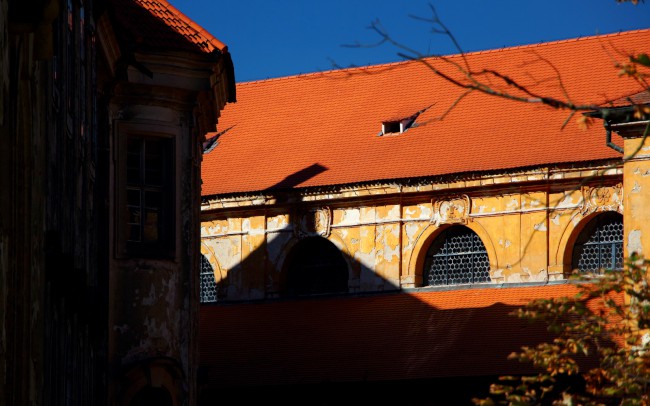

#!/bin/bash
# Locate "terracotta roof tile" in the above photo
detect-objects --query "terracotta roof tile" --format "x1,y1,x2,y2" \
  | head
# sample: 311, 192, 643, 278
201, 29, 650, 196
199, 283, 622, 386
110, 0, 227, 54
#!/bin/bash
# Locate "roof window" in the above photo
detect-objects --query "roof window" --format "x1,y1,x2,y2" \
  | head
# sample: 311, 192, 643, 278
379, 105, 433, 136
381, 117, 415, 135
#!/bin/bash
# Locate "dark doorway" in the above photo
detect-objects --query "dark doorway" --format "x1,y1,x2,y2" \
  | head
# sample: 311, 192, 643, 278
285, 237, 348, 297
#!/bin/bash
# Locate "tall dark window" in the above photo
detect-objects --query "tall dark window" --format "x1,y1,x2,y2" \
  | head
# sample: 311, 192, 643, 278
572, 212, 623, 273
423, 226, 491, 286
126, 136, 174, 256
285, 237, 348, 296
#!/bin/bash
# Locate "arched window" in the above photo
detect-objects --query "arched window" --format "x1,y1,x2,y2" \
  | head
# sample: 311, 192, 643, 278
200, 254, 218, 303
285, 237, 348, 296
572, 212, 623, 273
423, 226, 491, 286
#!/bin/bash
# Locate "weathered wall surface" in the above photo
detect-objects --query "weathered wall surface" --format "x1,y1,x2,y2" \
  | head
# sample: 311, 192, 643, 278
107, 98, 199, 405
1, 2, 107, 404
201, 166, 624, 302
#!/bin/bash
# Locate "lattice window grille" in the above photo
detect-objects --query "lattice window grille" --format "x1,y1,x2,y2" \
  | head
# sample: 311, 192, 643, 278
574, 216, 623, 274
200, 255, 218, 303
424, 228, 491, 286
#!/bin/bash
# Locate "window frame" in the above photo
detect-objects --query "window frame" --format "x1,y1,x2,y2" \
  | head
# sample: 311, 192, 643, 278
115, 124, 176, 259
422, 225, 491, 287
571, 212, 624, 274
199, 254, 218, 303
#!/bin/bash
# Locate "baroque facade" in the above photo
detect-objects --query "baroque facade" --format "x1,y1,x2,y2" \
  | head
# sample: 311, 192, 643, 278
198, 29, 650, 403
1, 1, 234, 405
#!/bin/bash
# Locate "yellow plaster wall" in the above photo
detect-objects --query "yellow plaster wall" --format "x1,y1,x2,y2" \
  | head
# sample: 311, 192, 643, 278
201, 176, 624, 301
623, 137, 650, 258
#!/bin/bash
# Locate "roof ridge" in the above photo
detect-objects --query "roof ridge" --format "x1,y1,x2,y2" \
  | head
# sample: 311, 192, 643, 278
238, 28, 650, 86
460, 28, 650, 56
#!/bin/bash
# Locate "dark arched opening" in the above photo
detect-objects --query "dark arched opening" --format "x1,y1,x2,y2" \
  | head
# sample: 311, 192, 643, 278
285, 237, 348, 297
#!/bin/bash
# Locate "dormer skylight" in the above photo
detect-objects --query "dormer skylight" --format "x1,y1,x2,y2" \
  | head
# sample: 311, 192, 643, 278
379, 105, 433, 136
381, 117, 416, 135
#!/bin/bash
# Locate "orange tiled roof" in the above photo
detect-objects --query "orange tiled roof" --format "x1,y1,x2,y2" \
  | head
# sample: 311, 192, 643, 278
201, 29, 650, 197
110, 0, 227, 54
199, 283, 623, 387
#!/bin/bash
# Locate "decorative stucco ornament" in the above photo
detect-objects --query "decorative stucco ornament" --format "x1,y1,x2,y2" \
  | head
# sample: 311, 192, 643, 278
294, 206, 332, 238
580, 183, 623, 215
431, 195, 471, 225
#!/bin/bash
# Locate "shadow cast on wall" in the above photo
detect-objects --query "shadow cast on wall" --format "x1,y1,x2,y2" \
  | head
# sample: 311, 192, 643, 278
197, 165, 606, 405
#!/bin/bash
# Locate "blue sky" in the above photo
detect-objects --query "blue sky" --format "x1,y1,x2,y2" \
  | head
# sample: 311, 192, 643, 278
168, 1, 649, 83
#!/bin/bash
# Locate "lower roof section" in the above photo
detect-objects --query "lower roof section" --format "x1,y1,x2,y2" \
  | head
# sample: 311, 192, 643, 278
199, 282, 620, 388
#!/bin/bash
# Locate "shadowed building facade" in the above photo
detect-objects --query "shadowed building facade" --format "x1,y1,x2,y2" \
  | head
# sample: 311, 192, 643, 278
1, 1, 234, 405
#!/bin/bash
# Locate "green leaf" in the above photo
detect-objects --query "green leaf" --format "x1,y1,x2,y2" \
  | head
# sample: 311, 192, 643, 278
631, 53, 650, 67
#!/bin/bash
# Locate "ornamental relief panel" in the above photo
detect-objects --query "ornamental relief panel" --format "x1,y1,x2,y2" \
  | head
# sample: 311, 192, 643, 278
431, 195, 471, 225
580, 183, 623, 215
294, 206, 332, 238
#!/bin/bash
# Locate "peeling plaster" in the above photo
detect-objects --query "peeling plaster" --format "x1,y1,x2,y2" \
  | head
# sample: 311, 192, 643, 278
356, 251, 376, 270
558, 194, 577, 208
249, 225, 265, 236
478, 205, 486, 214
505, 273, 526, 283
628, 229, 643, 255
632, 181, 641, 193
360, 208, 375, 222
340, 209, 361, 225
405, 223, 420, 245
203, 220, 227, 237
140, 317, 173, 353
506, 198, 519, 211
419, 204, 432, 219
114, 324, 129, 334
551, 214, 560, 225
403, 207, 423, 220
360, 228, 374, 254
385, 205, 400, 220
534, 222, 547, 232
142, 285, 156, 306
164, 278, 177, 306
505, 240, 511, 248
381, 227, 400, 261
383, 244, 400, 262
267, 215, 289, 231
267, 232, 291, 267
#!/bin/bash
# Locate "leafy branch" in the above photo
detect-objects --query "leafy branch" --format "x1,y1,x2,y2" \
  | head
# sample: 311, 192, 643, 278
473, 254, 650, 405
